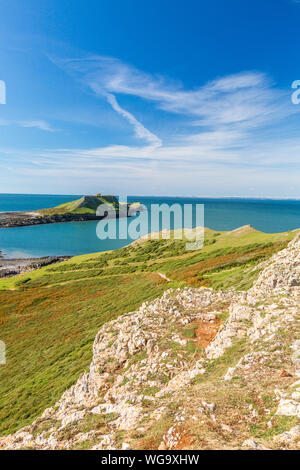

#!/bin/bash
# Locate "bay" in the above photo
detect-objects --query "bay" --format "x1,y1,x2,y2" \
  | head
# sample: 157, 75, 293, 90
0, 194, 300, 258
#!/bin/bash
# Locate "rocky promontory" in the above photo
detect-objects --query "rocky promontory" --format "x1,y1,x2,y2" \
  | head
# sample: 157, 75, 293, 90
0, 194, 144, 228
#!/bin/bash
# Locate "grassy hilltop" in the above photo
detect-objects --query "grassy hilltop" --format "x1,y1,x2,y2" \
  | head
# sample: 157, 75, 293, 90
0, 225, 297, 436
37, 193, 139, 216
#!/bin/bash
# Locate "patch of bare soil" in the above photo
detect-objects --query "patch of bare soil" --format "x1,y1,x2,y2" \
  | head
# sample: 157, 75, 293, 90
194, 319, 221, 348
173, 427, 192, 450
184, 318, 221, 349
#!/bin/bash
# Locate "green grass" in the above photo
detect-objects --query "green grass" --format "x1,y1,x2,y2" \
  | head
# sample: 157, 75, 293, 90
0, 226, 295, 292
0, 225, 297, 435
0, 273, 166, 435
192, 339, 249, 385
55, 412, 118, 442
250, 416, 299, 440
182, 327, 196, 338
37, 194, 142, 217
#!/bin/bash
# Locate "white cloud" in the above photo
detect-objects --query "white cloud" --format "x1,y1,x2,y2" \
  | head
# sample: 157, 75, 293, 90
106, 93, 161, 147
17, 120, 55, 131
58, 56, 291, 127
2, 54, 300, 196
52, 56, 297, 157
0, 119, 55, 131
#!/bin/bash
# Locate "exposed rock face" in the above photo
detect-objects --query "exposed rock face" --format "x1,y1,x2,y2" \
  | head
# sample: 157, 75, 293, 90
250, 234, 300, 295
0, 234, 299, 450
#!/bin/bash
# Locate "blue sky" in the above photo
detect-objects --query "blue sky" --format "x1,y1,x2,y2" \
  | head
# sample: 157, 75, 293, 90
0, 0, 300, 196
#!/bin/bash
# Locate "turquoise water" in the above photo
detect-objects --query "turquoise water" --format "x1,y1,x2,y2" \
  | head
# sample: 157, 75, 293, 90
1, 194, 300, 258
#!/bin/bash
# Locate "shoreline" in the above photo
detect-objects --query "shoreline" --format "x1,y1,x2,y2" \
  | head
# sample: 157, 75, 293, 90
0, 204, 142, 229
2, 192, 300, 200
0, 255, 71, 279
0, 211, 107, 229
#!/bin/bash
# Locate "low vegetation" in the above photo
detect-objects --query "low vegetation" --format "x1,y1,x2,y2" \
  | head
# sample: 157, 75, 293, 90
37, 193, 140, 217
0, 225, 297, 435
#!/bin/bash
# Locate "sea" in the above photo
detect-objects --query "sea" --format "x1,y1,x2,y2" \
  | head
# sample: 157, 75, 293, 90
0, 194, 300, 259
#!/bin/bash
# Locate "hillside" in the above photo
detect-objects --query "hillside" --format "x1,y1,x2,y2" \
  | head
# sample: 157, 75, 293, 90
0, 227, 299, 449
37, 194, 125, 216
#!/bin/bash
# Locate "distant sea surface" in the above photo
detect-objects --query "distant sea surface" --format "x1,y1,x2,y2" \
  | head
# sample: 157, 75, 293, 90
1, 193, 300, 259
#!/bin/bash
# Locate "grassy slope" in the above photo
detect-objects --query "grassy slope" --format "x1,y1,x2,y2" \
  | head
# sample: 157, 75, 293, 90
0, 226, 297, 435
37, 195, 132, 216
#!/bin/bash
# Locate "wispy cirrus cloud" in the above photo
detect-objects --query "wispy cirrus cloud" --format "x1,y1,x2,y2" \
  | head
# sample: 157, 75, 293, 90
58, 56, 291, 128
53, 55, 296, 149
106, 93, 161, 147
0, 118, 55, 131
46, 55, 297, 163
17, 120, 55, 132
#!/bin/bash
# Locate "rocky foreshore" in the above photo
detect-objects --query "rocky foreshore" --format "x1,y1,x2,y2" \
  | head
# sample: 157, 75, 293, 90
0, 211, 112, 228
0, 256, 71, 278
0, 202, 143, 228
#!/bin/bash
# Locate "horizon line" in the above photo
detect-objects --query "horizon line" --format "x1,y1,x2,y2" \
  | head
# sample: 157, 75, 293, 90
1, 192, 300, 201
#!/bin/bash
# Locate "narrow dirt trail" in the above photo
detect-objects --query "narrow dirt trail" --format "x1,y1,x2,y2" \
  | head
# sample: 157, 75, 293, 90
157, 272, 171, 282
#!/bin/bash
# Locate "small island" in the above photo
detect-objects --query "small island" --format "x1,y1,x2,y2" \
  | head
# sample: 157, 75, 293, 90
0, 194, 144, 228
